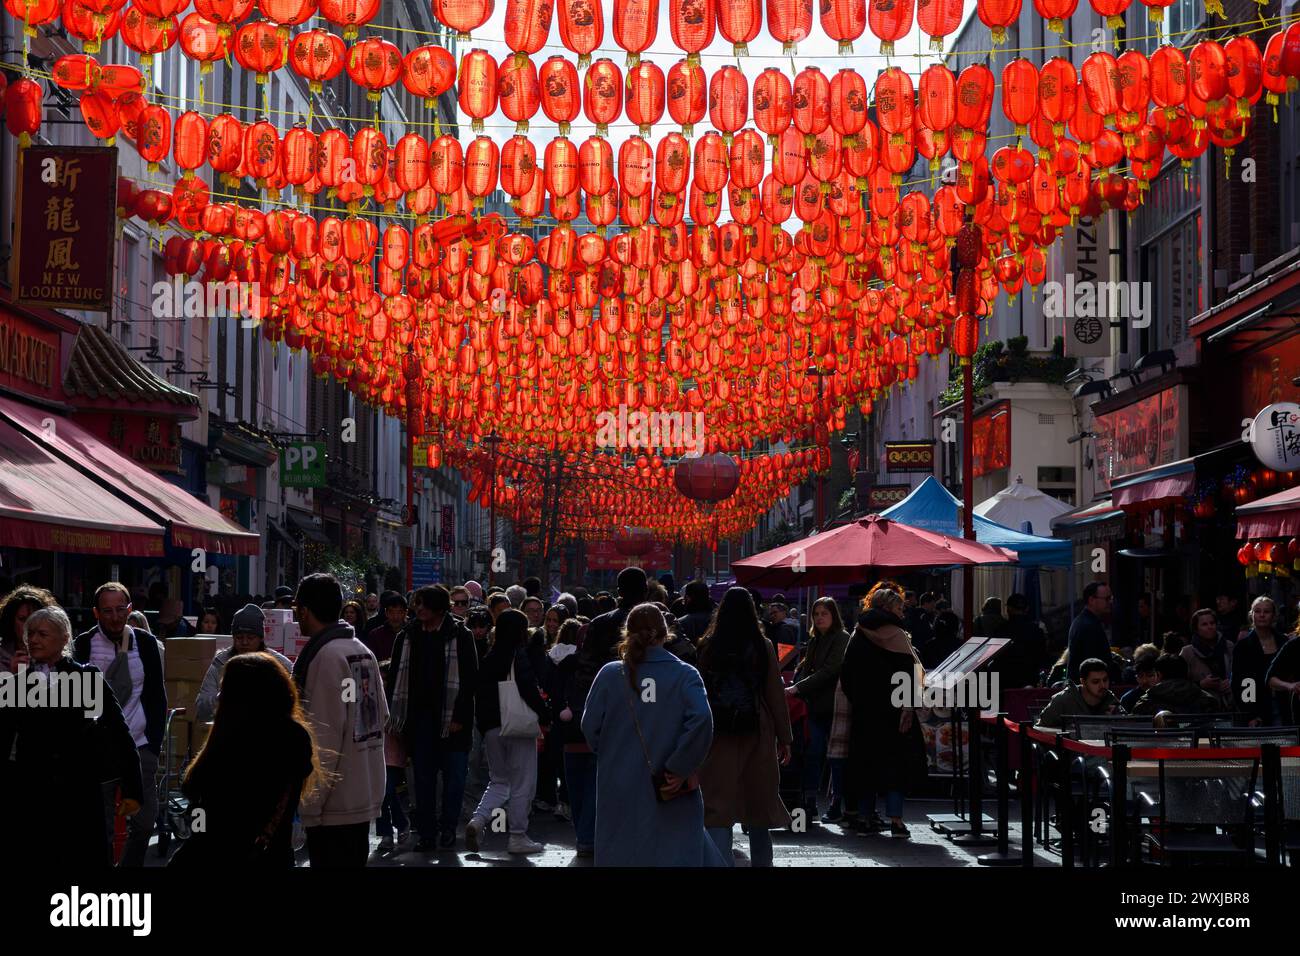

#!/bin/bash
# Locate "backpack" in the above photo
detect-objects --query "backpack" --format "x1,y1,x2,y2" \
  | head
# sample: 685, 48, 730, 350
706, 653, 760, 734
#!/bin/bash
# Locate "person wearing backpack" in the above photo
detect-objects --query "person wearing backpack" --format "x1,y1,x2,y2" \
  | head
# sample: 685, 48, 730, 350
696, 587, 792, 866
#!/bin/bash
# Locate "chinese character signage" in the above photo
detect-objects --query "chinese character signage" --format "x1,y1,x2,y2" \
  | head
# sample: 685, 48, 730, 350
440, 505, 455, 555
280, 442, 326, 488
971, 403, 1011, 479
586, 538, 675, 571
13, 146, 117, 312
867, 485, 912, 509
79, 412, 183, 474
1251, 403, 1300, 472
884, 441, 935, 473
1094, 387, 1185, 490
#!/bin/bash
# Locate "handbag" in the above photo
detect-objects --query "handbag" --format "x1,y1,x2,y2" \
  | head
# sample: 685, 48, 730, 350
498, 661, 542, 739
621, 665, 699, 803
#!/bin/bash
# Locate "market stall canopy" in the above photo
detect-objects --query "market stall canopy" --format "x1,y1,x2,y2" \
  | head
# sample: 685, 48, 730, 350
1109, 457, 1196, 509
881, 477, 1072, 568
731, 514, 1017, 589
0, 396, 258, 555
974, 476, 1074, 537
1235, 486, 1300, 539
0, 415, 165, 556
1051, 498, 1125, 532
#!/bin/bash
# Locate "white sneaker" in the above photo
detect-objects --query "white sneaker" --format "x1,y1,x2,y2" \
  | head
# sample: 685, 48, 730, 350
507, 834, 544, 855
465, 816, 485, 853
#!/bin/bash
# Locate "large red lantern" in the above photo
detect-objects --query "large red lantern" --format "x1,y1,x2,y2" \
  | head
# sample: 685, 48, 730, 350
719, 0, 761, 54
289, 28, 345, 93
613, 0, 658, 66
401, 44, 456, 107
498, 53, 541, 132
670, 0, 715, 64
557, 0, 602, 67
626, 61, 665, 136
539, 55, 580, 134
347, 37, 402, 101
583, 57, 623, 136
977, 0, 1020, 44
917, 0, 962, 50
458, 48, 498, 133
434, 0, 495, 39
233, 20, 288, 84
767, 0, 812, 54
504, 0, 554, 58
753, 67, 793, 143
674, 453, 740, 503
667, 59, 706, 136
867, 0, 907, 56
179, 12, 229, 70
319, 0, 380, 39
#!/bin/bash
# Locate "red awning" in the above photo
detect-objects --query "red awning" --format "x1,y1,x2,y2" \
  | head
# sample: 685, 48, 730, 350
1236, 486, 1300, 540
0, 396, 259, 555
0, 414, 165, 556
1110, 458, 1196, 508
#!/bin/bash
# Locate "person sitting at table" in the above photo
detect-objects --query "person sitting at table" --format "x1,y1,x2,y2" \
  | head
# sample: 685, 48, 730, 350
1035, 658, 1123, 729
1119, 644, 1160, 713
1129, 653, 1221, 716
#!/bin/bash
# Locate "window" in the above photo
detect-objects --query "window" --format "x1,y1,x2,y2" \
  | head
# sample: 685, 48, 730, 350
1142, 0, 1201, 54
1140, 215, 1201, 350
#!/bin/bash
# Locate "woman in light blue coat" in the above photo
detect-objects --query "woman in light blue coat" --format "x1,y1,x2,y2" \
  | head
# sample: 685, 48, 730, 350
582, 603, 725, 867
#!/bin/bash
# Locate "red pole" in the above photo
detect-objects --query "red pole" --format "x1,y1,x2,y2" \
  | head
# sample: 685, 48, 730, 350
404, 435, 414, 595
962, 360, 975, 642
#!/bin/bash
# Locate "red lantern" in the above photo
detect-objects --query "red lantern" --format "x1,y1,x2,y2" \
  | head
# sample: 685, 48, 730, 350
346, 37, 402, 101
458, 48, 498, 133
179, 12, 229, 70
79, 90, 119, 142
289, 28, 345, 93
977, 0, 1021, 44
498, 52, 540, 132
193, 0, 252, 36
557, 0, 603, 68
500, 135, 537, 197
233, 20, 288, 84
626, 61, 665, 136
866, 0, 907, 56
121, 7, 177, 66
719, 0, 761, 54
753, 67, 793, 142
673, 453, 740, 502
670, 0, 715, 63
767, 0, 812, 54
464, 135, 500, 207
1001, 58, 1039, 134
1033, 0, 1076, 32
433, 0, 495, 39
583, 57, 623, 136
137, 102, 172, 169
401, 45, 456, 107
667, 59, 706, 136
613, 0, 658, 66
709, 66, 748, 141
539, 55, 580, 134
830, 69, 868, 139
258, 0, 317, 30
917, 0, 961, 50
319, 0, 380, 39
504, 0, 554, 57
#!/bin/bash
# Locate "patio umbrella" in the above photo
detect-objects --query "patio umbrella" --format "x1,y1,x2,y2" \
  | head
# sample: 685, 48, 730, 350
973, 475, 1073, 537
731, 514, 1018, 589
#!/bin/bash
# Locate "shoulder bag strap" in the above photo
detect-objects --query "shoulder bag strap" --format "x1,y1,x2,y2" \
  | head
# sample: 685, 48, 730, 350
620, 664, 656, 774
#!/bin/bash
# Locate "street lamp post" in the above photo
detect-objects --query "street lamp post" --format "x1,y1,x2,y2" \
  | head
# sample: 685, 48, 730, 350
483, 432, 501, 588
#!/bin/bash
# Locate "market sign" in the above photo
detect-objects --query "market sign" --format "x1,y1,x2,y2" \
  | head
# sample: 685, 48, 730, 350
79, 412, 182, 474
972, 402, 1011, 479
279, 441, 326, 488
867, 484, 912, 509
1094, 386, 1184, 491
13, 146, 117, 312
1251, 403, 1300, 471
0, 310, 60, 401
884, 441, 935, 473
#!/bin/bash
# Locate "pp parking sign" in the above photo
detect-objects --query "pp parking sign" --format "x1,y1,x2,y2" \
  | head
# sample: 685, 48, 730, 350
280, 442, 326, 488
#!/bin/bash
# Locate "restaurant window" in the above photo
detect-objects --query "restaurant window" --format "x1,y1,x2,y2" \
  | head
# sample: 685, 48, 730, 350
1139, 214, 1201, 351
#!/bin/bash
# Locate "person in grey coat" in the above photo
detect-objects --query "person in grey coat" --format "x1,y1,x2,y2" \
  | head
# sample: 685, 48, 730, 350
581, 603, 725, 867
195, 604, 293, 721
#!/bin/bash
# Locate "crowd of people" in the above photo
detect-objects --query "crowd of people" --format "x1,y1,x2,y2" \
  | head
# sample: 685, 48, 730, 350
3, 569, 1299, 869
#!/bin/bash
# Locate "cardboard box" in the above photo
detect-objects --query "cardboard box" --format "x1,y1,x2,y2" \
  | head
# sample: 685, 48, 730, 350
165, 637, 218, 660
281, 622, 309, 659
165, 654, 212, 682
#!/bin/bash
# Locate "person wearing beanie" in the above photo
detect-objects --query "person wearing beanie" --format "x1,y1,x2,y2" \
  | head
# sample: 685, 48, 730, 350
194, 604, 293, 721
464, 581, 484, 602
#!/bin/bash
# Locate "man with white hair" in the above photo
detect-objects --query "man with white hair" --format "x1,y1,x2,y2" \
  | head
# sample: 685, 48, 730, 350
505, 584, 527, 609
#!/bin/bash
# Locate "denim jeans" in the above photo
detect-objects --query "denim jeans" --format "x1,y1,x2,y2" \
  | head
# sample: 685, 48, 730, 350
803, 714, 831, 803
563, 750, 597, 851
410, 719, 471, 837
876, 790, 905, 819
708, 825, 774, 868
375, 765, 409, 839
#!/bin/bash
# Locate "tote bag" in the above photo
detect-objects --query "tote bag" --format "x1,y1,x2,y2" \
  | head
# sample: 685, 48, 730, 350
498, 662, 541, 738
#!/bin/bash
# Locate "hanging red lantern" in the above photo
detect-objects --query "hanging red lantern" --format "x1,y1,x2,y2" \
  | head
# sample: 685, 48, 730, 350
258, 0, 317, 32
121, 7, 177, 67
458, 48, 498, 133
667, 59, 706, 136
613, 0, 658, 67
1033, 0, 1076, 32
917, 0, 962, 50
178, 12, 229, 70
79, 90, 119, 142
194, 0, 252, 36
401, 45, 456, 108
137, 101, 171, 169
977, 0, 1020, 44
504, 0, 554, 59
670, 0, 715, 64
557, 0, 603, 68
173, 110, 208, 175
867, 0, 907, 56
626, 61, 665, 136
1001, 58, 1039, 135
1089, 0, 1129, 31
767, 0, 812, 54
4, 0, 60, 33
319, 0, 380, 39
830, 69, 868, 140
539, 55, 579, 134
433, 0, 495, 40
709, 66, 748, 141
719, 0, 761, 54
64, 0, 124, 54
753, 67, 793, 143
289, 28, 345, 93
583, 57, 623, 136
346, 37, 402, 101
233, 20, 288, 84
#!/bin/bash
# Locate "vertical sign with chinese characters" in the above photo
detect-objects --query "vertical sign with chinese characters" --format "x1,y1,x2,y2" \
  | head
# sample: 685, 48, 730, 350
440, 505, 455, 555
13, 147, 117, 312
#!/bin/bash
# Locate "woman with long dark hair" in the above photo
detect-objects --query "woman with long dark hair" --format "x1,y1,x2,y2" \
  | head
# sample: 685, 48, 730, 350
788, 597, 851, 822
840, 584, 927, 838
580, 603, 722, 866
169, 653, 322, 867
696, 587, 792, 866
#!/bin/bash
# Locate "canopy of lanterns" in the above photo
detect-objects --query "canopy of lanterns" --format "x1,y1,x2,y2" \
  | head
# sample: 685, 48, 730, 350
1, 0, 1290, 544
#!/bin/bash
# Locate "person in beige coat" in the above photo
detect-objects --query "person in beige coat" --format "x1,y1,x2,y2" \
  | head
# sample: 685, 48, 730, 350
697, 588, 793, 867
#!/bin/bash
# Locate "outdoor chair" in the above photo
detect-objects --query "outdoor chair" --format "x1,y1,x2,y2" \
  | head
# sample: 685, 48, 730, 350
1143, 756, 1259, 865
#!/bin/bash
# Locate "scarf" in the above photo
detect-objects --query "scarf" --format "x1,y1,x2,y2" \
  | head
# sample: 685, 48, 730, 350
857, 609, 926, 690
440, 626, 460, 739
98, 626, 135, 707
1190, 634, 1230, 678
387, 627, 414, 735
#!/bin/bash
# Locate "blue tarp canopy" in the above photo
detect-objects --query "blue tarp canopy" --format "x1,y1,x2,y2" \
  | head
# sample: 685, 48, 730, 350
881, 477, 1072, 568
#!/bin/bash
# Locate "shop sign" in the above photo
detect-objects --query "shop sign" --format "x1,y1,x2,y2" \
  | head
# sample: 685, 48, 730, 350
884, 441, 935, 473
0, 311, 60, 400
440, 504, 455, 555
13, 146, 117, 311
412, 549, 442, 586
1094, 386, 1183, 490
1239, 335, 1300, 416
867, 485, 912, 509
972, 402, 1011, 479
1250, 402, 1300, 471
280, 442, 325, 488
79, 412, 183, 474
586, 538, 674, 571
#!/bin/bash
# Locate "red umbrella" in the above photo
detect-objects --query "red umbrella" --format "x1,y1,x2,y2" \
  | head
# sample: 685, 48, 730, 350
731, 514, 1018, 588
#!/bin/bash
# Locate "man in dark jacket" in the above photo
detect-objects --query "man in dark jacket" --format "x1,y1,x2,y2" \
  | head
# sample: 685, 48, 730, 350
1130, 654, 1221, 716
1000, 593, 1047, 687
387, 584, 479, 851
677, 579, 715, 644
74, 581, 166, 867
903, 591, 935, 649
1036, 658, 1123, 728
1066, 582, 1114, 682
